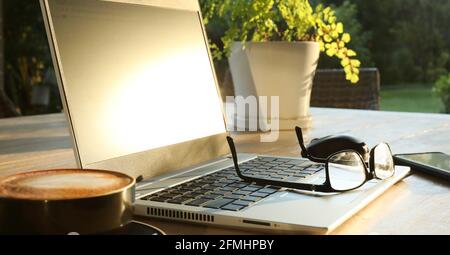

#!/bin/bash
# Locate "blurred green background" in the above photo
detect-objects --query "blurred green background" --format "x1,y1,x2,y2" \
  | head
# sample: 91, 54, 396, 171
380, 85, 444, 113
318, 0, 450, 113
0, 0, 449, 117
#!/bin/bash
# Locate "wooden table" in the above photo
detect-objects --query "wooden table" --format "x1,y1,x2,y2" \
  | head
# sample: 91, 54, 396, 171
0, 108, 449, 234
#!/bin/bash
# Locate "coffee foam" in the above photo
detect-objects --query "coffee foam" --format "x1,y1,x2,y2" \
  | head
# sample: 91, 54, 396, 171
0, 169, 133, 200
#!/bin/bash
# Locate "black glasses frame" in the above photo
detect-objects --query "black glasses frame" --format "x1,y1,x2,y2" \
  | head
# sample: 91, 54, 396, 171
226, 127, 395, 193
295, 126, 394, 181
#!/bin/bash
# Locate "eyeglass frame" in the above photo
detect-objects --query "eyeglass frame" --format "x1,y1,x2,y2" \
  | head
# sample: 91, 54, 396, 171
226, 127, 395, 193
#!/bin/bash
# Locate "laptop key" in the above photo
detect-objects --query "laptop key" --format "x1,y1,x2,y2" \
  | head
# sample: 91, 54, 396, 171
252, 174, 270, 179
228, 183, 248, 188
201, 184, 217, 191
232, 190, 252, 196
275, 158, 291, 162
257, 187, 279, 194
241, 187, 259, 192
221, 203, 245, 211
193, 191, 207, 196
196, 181, 214, 186
203, 198, 235, 209
233, 200, 253, 207
300, 168, 318, 173
168, 190, 185, 196
166, 197, 190, 204
150, 197, 169, 202
183, 192, 203, 199
223, 194, 242, 200
250, 192, 270, 198
310, 167, 324, 173
293, 174, 310, 178
241, 195, 261, 202
259, 157, 276, 162
179, 192, 199, 199
210, 190, 229, 196
211, 173, 227, 178
279, 164, 295, 169
177, 188, 193, 193
209, 182, 224, 188
285, 176, 303, 182
186, 198, 210, 207
218, 179, 236, 185
200, 194, 222, 200
159, 194, 177, 199
220, 186, 237, 192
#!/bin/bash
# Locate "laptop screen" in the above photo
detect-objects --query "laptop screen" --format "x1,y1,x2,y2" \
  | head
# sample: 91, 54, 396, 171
45, 0, 226, 166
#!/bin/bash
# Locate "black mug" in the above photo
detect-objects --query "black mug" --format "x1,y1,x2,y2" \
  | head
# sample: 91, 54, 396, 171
0, 169, 135, 235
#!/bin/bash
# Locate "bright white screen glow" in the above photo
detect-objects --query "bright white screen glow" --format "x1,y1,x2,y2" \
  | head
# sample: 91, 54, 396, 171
49, 0, 226, 165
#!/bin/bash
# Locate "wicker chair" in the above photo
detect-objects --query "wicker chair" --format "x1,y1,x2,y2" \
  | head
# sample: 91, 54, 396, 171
310, 68, 380, 110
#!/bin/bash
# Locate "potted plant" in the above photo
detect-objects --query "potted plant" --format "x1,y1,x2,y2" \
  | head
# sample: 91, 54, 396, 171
434, 73, 450, 113
201, 0, 360, 130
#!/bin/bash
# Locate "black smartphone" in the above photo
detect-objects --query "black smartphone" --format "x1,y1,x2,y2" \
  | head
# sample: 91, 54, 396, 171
394, 152, 450, 181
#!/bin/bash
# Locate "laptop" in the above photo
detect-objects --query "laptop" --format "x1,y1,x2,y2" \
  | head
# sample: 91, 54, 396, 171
41, 0, 410, 234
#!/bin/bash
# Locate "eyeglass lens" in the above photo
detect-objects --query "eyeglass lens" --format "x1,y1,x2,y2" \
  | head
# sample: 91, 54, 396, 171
373, 143, 395, 179
328, 151, 366, 191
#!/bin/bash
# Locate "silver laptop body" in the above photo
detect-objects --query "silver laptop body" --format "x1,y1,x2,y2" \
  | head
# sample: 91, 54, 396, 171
41, 0, 409, 234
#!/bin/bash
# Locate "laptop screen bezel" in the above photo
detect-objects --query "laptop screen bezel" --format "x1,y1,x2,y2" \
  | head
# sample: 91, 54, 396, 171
40, 0, 230, 179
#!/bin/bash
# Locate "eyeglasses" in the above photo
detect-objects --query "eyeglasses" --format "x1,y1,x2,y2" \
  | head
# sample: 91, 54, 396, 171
226, 127, 395, 193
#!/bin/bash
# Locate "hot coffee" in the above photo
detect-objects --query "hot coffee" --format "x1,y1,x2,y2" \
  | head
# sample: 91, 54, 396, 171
0, 169, 135, 234
0, 169, 133, 200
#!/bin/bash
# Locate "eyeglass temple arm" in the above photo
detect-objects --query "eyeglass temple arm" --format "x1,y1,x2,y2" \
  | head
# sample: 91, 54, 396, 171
226, 136, 248, 180
226, 136, 331, 193
295, 126, 309, 158
295, 126, 328, 163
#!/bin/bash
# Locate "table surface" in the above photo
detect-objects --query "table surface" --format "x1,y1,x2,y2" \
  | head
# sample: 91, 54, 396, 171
0, 108, 449, 235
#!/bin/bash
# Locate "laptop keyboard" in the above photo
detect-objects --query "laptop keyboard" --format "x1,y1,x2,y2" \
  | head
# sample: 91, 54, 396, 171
140, 157, 324, 212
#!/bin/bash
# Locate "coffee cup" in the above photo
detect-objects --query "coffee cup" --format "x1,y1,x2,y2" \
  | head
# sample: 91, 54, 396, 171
0, 169, 135, 235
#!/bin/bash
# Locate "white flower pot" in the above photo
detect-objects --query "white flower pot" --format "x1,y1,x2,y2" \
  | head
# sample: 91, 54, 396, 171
229, 41, 320, 130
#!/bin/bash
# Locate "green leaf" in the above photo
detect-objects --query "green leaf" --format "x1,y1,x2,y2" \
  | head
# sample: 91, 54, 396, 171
200, 0, 361, 84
